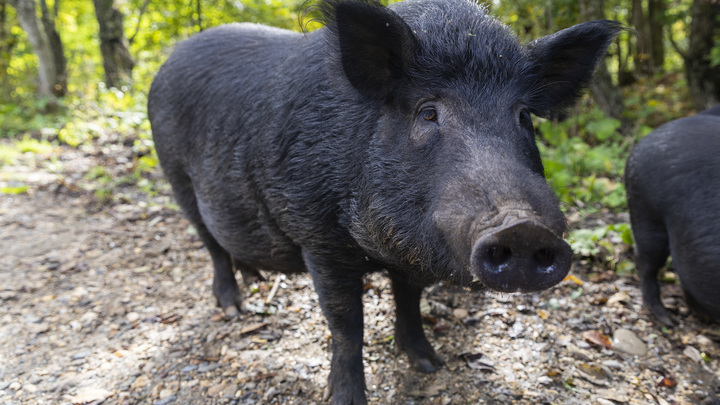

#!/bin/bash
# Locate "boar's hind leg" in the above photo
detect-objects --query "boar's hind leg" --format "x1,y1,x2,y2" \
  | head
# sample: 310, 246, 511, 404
233, 257, 266, 285
169, 175, 243, 319
391, 276, 445, 373
633, 221, 673, 326
303, 251, 367, 405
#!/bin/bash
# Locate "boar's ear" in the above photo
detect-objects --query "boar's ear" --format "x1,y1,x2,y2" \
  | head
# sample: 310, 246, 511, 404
525, 20, 624, 118
321, 0, 417, 101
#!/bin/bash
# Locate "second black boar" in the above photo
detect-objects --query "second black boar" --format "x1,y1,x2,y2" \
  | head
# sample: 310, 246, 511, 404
149, 0, 621, 403
626, 105, 720, 326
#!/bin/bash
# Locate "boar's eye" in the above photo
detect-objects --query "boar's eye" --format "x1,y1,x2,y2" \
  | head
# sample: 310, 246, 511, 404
519, 109, 534, 132
420, 107, 438, 123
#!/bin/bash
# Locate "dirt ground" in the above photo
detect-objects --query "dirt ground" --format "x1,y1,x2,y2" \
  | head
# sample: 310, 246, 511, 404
1, 133, 719, 405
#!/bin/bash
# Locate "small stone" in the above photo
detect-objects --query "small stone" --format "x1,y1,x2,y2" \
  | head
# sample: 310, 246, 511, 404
222, 384, 238, 398
263, 387, 278, 402
69, 387, 113, 403
27, 323, 50, 334
601, 360, 623, 370
126, 312, 141, 323
155, 396, 176, 405
131, 375, 151, 389
452, 308, 469, 320
109, 306, 126, 317
683, 345, 703, 363
0, 291, 17, 300
24, 383, 38, 393
9, 381, 21, 390
508, 321, 524, 338
72, 350, 92, 360
159, 389, 174, 399
537, 376, 553, 385
697, 335, 713, 347
181, 365, 198, 373
556, 335, 573, 346
612, 329, 647, 356
198, 362, 219, 373
576, 340, 591, 350
207, 383, 226, 397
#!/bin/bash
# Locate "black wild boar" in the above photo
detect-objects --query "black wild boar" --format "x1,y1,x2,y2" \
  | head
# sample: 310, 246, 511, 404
148, 0, 621, 402
626, 105, 720, 326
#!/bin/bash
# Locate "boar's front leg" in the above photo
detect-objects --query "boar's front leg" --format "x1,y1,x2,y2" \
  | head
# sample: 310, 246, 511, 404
391, 275, 445, 373
303, 251, 367, 405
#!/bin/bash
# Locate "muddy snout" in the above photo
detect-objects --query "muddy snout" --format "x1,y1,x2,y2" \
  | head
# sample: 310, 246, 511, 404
472, 219, 572, 293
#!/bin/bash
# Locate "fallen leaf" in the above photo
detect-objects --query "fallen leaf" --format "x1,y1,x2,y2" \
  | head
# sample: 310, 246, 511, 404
459, 352, 494, 371
582, 330, 613, 349
606, 292, 631, 306
564, 274, 583, 286
160, 314, 182, 324
239, 322, 269, 335
657, 376, 677, 388
576, 363, 610, 385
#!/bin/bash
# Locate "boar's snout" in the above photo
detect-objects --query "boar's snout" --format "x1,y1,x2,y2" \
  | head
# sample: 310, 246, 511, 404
472, 219, 571, 292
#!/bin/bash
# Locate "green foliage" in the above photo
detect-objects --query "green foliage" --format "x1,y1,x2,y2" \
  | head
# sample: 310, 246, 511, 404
567, 222, 635, 275
711, 39, 720, 68
537, 107, 629, 211
16, 136, 54, 154
0, 144, 20, 165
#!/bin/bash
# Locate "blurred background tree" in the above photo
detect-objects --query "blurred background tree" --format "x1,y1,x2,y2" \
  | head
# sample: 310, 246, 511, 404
1, 0, 719, 213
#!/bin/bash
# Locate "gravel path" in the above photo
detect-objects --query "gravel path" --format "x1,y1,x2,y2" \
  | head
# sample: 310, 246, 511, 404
1, 136, 718, 404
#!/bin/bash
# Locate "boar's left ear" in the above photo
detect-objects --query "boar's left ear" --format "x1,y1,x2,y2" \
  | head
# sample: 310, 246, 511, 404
525, 20, 624, 118
321, 0, 417, 101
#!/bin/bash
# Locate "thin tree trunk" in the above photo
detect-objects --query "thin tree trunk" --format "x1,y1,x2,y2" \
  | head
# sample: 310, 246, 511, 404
684, 0, 720, 110
93, 0, 134, 88
8, 0, 64, 102
39, 0, 65, 96
196, 0, 202, 31
648, 0, 664, 70
631, 0, 652, 75
0, 0, 8, 85
580, 0, 631, 134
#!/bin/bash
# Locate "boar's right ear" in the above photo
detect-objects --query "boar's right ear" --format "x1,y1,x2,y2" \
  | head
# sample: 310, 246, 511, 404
321, 0, 417, 101
525, 20, 624, 118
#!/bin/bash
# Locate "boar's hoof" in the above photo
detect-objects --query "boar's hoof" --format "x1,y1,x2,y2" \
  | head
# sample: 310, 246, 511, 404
213, 284, 244, 320
472, 219, 571, 293
650, 306, 675, 327
323, 375, 367, 405
394, 336, 445, 373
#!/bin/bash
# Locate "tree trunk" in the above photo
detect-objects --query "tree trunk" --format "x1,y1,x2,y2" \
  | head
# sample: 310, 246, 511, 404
8, 0, 66, 101
580, 0, 631, 134
684, 0, 720, 110
93, 0, 134, 88
648, 0, 664, 70
0, 0, 11, 88
631, 0, 652, 76
39, 0, 65, 96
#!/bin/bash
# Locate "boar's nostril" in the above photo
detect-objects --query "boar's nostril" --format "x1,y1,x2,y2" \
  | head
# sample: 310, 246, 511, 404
533, 248, 555, 268
486, 244, 511, 266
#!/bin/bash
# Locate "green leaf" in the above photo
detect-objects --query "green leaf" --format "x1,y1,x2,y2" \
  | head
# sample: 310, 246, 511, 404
1, 185, 30, 194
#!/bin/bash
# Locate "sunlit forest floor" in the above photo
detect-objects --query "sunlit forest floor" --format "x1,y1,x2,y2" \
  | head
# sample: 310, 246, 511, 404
1, 109, 719, 405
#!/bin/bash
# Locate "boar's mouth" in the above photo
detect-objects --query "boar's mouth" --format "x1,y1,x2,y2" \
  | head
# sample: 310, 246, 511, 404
470, 217, 572, 293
